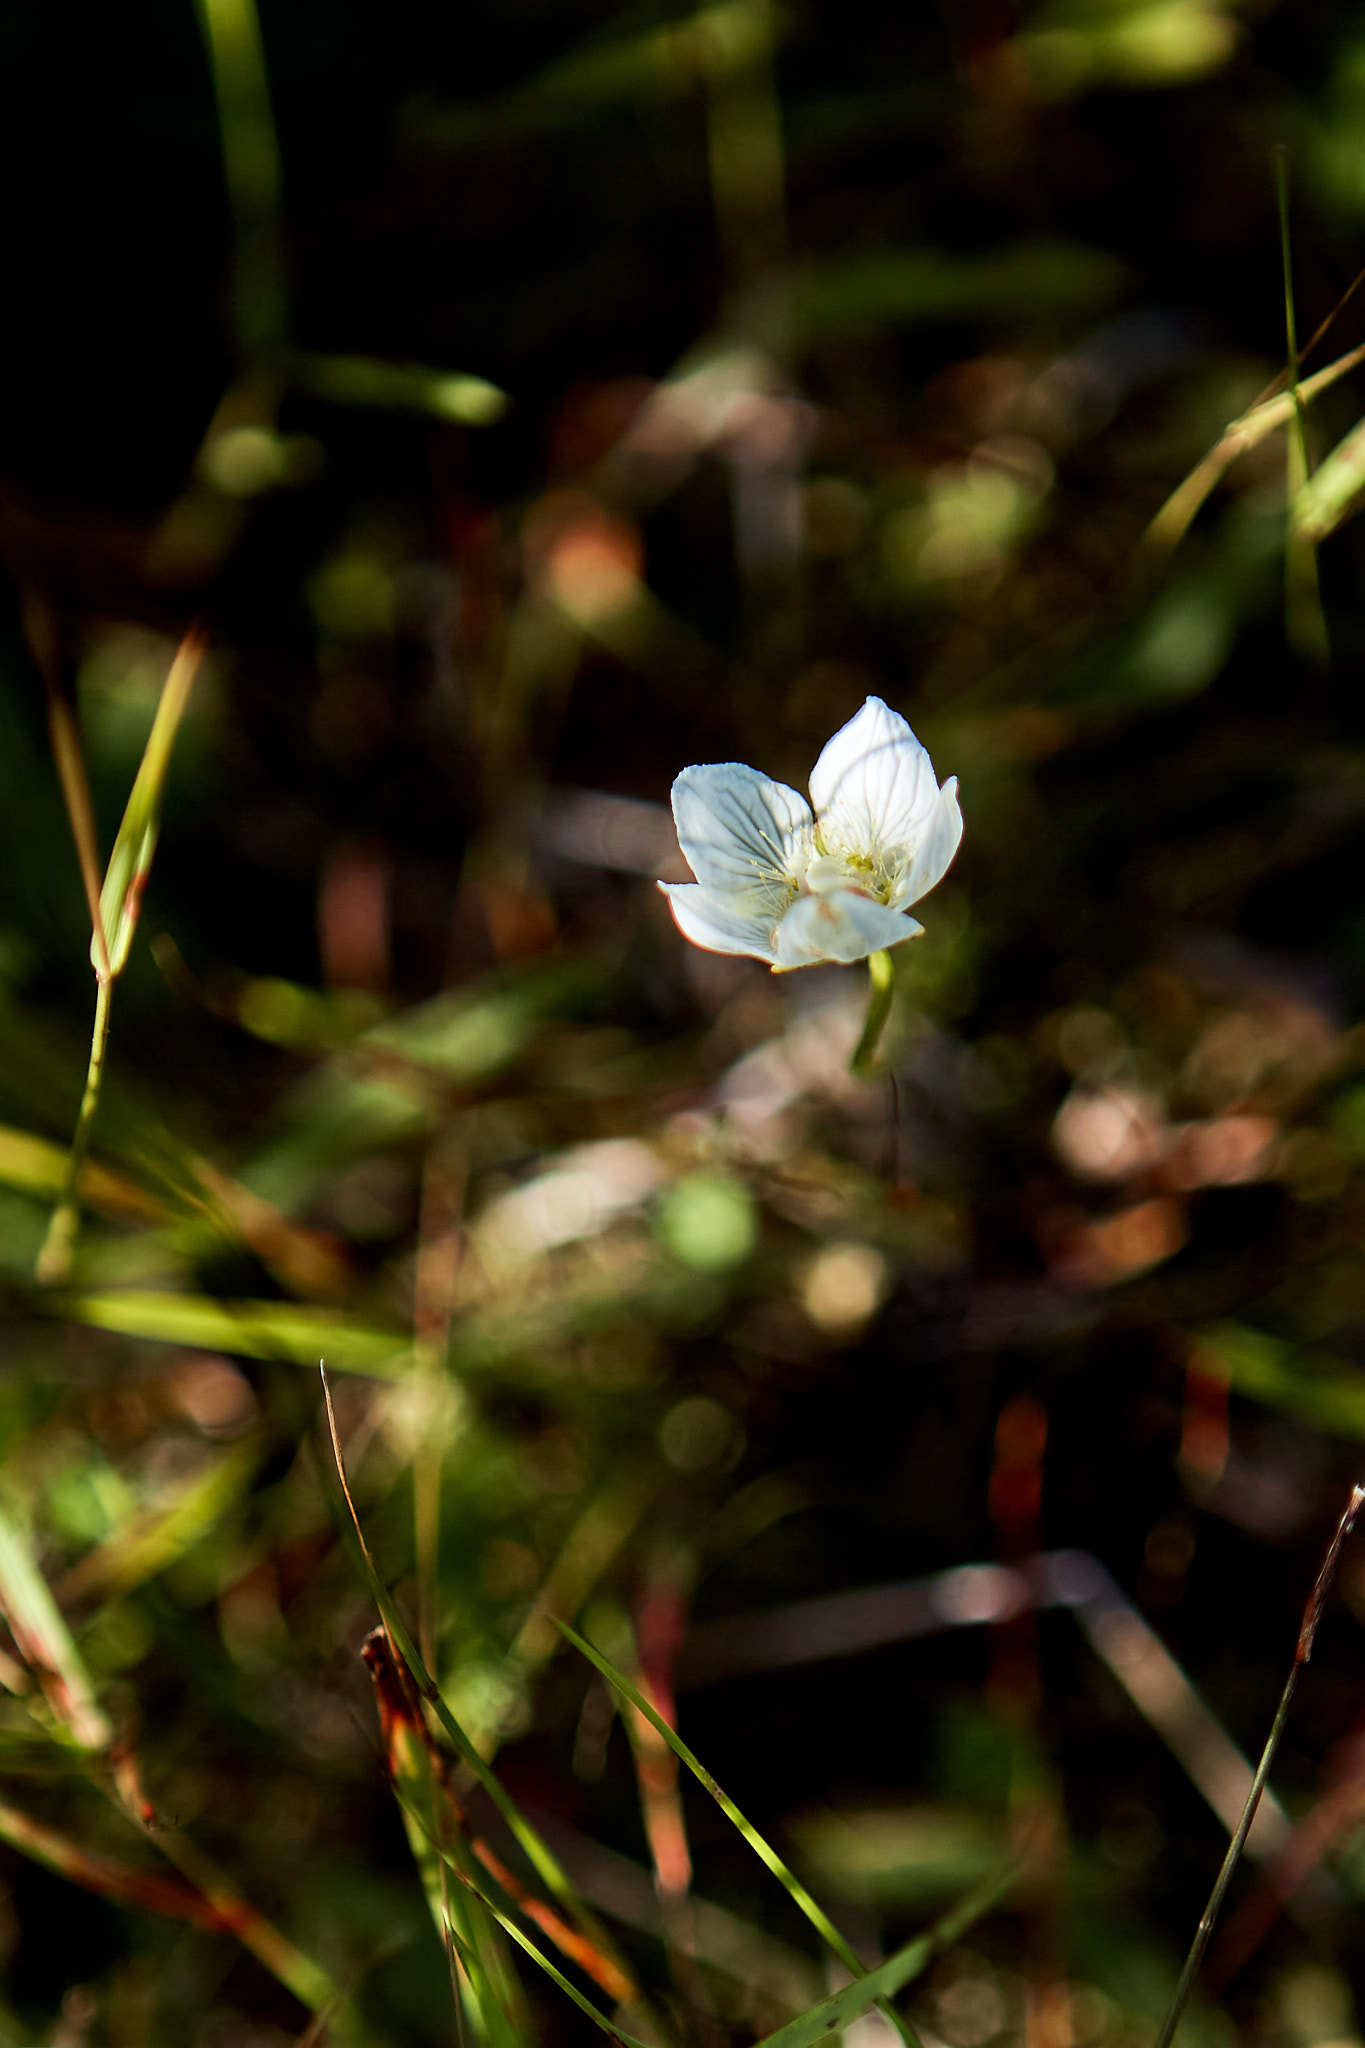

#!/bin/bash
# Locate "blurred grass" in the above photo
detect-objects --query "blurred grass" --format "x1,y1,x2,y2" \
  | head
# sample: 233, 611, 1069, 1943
6, 1, 1365, 2044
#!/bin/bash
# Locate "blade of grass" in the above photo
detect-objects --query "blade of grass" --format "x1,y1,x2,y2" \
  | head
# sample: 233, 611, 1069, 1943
0, 1502, 113, 1751
556, 1617, 923, 2048
0, 1123, 162, 1222
0, 1504, 341, 2017
48, 1290, 423, 1376
746, 1854, 1021, 2048
53, 1432, 268, 1604
318, 1369, 640, 2007
1153, 1481, 1365, 2048
1142, 340, 1365, 561
195, 0, 287, 359
1276, 152, 1329, 663
91, 622, 207, 980
364, 1630, 637, 2010
24, 596, 111, 984
37, 623, 207, 1284
364, 1628, 523, 2044
0, 1798, 262, 1932
287, 351, 506, 425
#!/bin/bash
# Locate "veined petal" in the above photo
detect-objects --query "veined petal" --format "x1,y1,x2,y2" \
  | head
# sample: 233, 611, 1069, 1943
773, 888, 922, 970
670, 763, 813, 895
809, 697, 938, 862
659, 882, 782, 963
886, 776, 963, 910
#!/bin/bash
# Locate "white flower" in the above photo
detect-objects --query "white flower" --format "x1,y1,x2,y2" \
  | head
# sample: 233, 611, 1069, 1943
659, 697, 962, 970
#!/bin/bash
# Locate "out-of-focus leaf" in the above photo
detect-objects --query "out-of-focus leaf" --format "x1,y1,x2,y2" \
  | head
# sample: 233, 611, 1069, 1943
1197, 1324, 1365, 1438
1295, 413, 1365, 541
288, 351, 506, 425
48, 1291, 423, 1377
1013, 0, 1240, 99
0, 1124, 161, 1223
406, 0, 768, 151
56, 1433, 267, 1603
785, 241, 1128, 342
0, 1798, 245, 1929
0, 1504, 111, 1749
789, 1805, 1005, 1909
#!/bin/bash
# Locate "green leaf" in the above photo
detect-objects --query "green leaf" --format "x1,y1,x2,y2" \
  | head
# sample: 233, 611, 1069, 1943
91, 628, 205, 978
47, 1291, 424, 1377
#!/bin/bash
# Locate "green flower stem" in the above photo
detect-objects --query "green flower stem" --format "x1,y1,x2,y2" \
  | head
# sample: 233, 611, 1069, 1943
850, 948, 896, 1074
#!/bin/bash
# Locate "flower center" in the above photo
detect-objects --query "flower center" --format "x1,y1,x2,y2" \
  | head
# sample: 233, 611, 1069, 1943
805, 843, 895, 904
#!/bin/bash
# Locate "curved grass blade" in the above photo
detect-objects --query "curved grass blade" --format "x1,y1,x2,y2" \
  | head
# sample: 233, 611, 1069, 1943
49, 1290, 422, 1376
318, 1370, 640, 2009
746, 1856, 1020, 2048
556, 1617, 922, 2048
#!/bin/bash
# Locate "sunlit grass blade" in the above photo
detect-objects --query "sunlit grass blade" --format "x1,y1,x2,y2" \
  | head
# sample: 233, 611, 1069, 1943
318, 1371, 641, 2008
366, 1629, 524, 2044
288, 350, 507, 425
0, 1798, 261, 1931
0, 1123, 162, 1222
364, 1629, 637, 2012
0, 1502, 113, 1751
0, 1507, 341, 2020
24, 594, 111, 982
92, 623, 206, 979
1293, 411, 1365, 543
1276, 152, 1328, 664
746, 1856, 1021, 2048
480, 1902, 658, 2048
1142, 341, 1365, 561
49, 1289, 423, 1375
37, 625, 207, 1285
194, 0, 287, 358
556, 1617, 922, 2048
54, 1432, 267, 1604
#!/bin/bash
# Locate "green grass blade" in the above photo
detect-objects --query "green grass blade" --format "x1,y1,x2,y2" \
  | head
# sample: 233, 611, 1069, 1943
319, 1375, 639, 2006
745, 1857, 1020, 2048
48, 1291, 424, 1376
1276, 152, 1329, 663
194, 0, 288, 357
288, 351, 507, 425
0, 1503, 112, 1750
556, 1618, 921, 2047
93, 625, 206, 978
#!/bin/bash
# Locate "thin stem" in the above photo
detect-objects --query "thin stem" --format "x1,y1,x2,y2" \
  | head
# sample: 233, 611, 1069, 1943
1153, 1482, 1365, 2048
1151, 1664, 1300, 2048
851, 948, 896, 1074
36, 976, 113, 1285
35, 634, 111, 984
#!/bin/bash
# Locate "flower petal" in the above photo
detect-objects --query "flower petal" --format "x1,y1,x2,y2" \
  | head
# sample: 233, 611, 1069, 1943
658, 882, 782, 963
773, 888, 922, 970
670, 763, 813, 894
809, 697, 939, 861
887, 775, 963, 910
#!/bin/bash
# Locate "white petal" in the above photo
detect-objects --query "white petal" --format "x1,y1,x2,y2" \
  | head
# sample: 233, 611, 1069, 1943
773, 888, 922, 970
887, 776, 963, 910
809, 697, 939, 861
670, 763, 813, 894
659, 882, 781, 963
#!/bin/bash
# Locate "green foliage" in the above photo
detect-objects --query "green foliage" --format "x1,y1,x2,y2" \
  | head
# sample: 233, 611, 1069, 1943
7, 0, 1365, 2041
